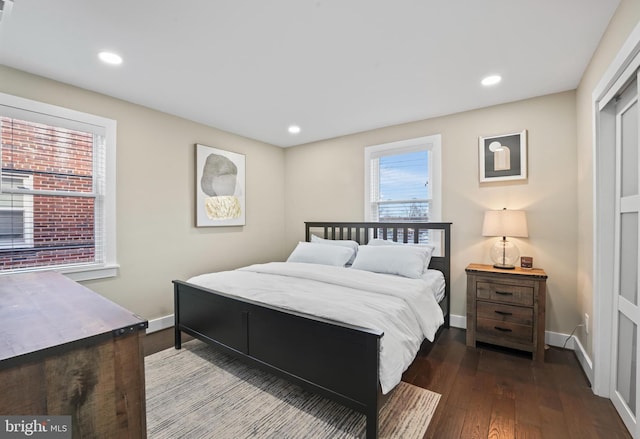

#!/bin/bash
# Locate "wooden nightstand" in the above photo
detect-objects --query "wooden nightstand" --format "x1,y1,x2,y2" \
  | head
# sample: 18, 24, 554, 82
466, 263, 547, 361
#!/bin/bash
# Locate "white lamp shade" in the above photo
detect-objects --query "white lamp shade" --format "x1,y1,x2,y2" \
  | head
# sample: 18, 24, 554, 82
482, 210, 528, 238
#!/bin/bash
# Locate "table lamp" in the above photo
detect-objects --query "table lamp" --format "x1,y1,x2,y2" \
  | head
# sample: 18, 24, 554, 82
482, 208, 528, 269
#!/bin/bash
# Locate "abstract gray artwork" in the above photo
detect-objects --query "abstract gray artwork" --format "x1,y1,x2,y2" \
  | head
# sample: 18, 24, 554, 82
196, 144, 246, 226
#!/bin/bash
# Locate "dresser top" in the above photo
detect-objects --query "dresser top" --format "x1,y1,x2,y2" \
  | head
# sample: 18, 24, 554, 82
0, 271, 147, 365
465, 263, 548, 279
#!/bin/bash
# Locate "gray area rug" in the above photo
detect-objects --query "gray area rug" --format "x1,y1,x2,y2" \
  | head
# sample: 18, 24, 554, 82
146, 340, 440, 438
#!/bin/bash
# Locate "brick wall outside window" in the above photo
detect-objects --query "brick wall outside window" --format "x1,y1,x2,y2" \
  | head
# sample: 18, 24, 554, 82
0, 117, 96, 270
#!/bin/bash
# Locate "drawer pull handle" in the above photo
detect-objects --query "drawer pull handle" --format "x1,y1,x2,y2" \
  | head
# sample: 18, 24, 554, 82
495, 291, 513, 296
494, 310, 513, 316
494, 326, 512, 332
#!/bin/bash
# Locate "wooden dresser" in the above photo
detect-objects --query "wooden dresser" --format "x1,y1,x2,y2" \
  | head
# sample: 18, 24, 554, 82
0, 271, 148, 438
465, 263, 547, 361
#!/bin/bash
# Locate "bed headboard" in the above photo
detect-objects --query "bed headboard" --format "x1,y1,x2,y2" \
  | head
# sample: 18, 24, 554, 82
305, 221, 452, 328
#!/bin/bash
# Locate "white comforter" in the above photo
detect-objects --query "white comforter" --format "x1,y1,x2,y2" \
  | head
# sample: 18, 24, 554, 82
187, 262, 444, 394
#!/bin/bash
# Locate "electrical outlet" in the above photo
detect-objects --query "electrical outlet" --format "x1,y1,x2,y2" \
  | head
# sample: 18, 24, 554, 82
584, 313, 589, 334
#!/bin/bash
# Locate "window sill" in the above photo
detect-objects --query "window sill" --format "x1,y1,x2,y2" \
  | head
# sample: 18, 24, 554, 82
0, 264, 119, 281
59, 264, 119, 281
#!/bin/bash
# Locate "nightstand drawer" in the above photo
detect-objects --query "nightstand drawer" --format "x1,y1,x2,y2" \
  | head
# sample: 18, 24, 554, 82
476, 281, 533, 305
476, 317, 533, 343
477, 301, 533, 325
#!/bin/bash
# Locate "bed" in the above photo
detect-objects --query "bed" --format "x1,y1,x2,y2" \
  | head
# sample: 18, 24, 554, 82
173, 221, 451, 439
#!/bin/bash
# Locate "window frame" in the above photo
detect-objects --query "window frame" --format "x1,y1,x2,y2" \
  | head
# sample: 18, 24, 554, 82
364, 134, 442, 223
0, 171, 34, 249
0, 92, 117, 281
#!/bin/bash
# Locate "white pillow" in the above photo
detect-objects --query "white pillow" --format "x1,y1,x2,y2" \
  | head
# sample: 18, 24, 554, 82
367, 239, 435, 273
287, 242, 354, 267
351, 245, 427, 279
310, 235, 359, 264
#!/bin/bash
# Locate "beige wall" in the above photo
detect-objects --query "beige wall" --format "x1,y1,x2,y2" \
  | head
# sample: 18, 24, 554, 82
5, 0, 638, 342
576, 0, 640, 357
0, 65, 287, 322
285, 91, 578, 334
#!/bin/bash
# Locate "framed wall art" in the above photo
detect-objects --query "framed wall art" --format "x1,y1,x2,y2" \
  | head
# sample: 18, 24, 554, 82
478, 130, 527, 182
196, 144, 246, 226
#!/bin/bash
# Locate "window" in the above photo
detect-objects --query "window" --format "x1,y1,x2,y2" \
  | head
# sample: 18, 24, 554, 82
364, 134, 441, 243
0, 93, 117, 280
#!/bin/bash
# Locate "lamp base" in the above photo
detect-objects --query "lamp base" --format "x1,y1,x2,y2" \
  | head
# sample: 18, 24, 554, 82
489, 238, 520, 269
493, 263, 516, 270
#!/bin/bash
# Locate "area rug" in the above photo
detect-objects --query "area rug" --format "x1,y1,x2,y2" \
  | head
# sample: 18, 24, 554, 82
145, 340, 440, 438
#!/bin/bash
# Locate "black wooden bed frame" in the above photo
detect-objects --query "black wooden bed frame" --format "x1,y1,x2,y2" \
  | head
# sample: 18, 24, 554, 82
173, 221, 451, 439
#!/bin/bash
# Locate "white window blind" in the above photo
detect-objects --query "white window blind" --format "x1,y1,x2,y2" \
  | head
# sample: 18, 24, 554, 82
364, 134, 442, 244
369, 149, 430, 221
0, 93, 116, 279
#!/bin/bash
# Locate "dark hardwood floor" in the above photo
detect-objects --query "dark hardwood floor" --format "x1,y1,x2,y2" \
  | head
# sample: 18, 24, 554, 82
145, 326, 630, 438
403, 328, 631, 439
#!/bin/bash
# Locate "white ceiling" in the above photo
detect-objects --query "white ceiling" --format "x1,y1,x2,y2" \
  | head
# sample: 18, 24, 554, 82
0, 0, 621, 147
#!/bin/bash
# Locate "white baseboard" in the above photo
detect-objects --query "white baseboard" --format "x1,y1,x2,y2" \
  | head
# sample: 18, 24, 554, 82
147, 314, 174, 334
557, 332, 594, 385
545, 329, 573, 349
449, 313, 466, 329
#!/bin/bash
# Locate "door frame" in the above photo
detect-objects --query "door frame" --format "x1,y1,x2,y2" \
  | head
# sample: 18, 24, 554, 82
593, 20, 640, 437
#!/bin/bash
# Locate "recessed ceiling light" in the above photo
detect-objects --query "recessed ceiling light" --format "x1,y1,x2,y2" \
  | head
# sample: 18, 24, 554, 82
288, 125, 301, 135
98, 51, 123, 65
481, 75, 502, 86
